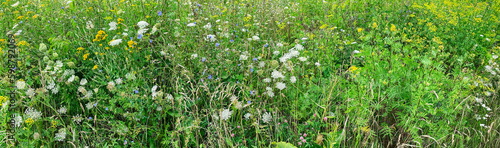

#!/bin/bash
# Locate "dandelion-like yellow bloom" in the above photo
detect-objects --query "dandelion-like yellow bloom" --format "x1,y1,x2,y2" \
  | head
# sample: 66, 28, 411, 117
127, 40, 137, 48
390, 24, 396, 32
348, 66, 358, 72
372, 22, 377, 28
92, 30, 108, 42
25, 118, 34, 126
17, 41, 29, 47
83, 53, 90, 60
93, 65, 98, 70
357, 28, 363, 33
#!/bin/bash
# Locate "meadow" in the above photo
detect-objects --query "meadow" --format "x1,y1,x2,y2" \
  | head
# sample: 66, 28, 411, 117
0, 0, 499, 147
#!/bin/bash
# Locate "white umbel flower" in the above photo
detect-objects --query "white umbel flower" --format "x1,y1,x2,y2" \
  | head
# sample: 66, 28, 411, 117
203, 23, 212, 29
54, 128, 67, 142
115, 78, 123, 85
137, 21, 149, 29
244, 113, 252, 120
26, 88, 35, 98
67, 75, 75, 83
298, 57, 307, 62
57, 106, 67, 114
290, 76, 297, 83
86, 21, 94, 30
11, 1, 19, 7
276, 43, 283, 47
16, 80, 26, 90
263, 78, 271, 83
273, 50, 280, 55
187, 22, 196, 27
275, 82, 286, 90
220, 109, 233, 121
295, 44, 304, 50
262, 112, 272, 123
80, 78, 87, 85
109, 39, 122, 46
25, 107, 42, 121
206, 34, 217, 42
108, 21, 118, 31
271, 70, 285, 79
13, 114, 22, 127
252, 36, 260, 41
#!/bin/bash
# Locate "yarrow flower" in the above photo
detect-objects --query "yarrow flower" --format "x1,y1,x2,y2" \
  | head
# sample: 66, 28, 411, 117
275, 82, 286, 90
244, 113, 252, 120
271, 70, 285, 79
220, 109, 233, 121
16, 80, 26, 90
262, 112, 272, 123
57, 106, 67, 114
137, 21, 149, 29
109, 39, 122, 46
108, 21, 118, 31
54, 128, 67, 142
290, 76, 297, 83
25, 107, 42, 121
13, 114, 22, 127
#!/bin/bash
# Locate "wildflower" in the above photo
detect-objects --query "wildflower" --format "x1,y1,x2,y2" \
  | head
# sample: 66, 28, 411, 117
187, 22, 196, 27
271, 70, 285, 79
25, 107, 42, 121
68, 75, 76, 83
244, 113, 252, 120
252, 36, 260, 41
158, 11, 162, 16
324, 117, 327, 121
273, 51, 280, 55
137, 21, 149, 29
295, 44, 304, 50
353, 50, 360, 54
86, 102, 94, 110
109, 39, 122, 46
26, 88, 35, 98
55, 128, 66, 141
80, 78, 88, 85
203, 23, 212, 29
57, 106, 67, 114
315, 62, 321, 67
115, 78, 123, 85
390, 24, 396, 32
372, 22, 377, 28
262, 112, 272, 123
107, 81, 116, 90
13, 114, 22, 127
86, 21, 94, 30
221, 109, 233, 121
73, 114, 83, 124
16, 80, 26, 90
276, 82, 286, 90
206, 35, 217, 42
93, 65, 98, 70
12, 1, 20, 7
108, 22, 118, 31
92, 30, 107, 42
290, 76, 297, 83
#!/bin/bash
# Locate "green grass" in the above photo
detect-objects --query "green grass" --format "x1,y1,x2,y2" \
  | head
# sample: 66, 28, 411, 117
1, 0, 499, 147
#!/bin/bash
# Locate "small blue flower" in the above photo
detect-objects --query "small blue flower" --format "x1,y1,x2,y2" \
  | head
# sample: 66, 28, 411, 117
89, 117, 92, 120
73, 16, 76, 19
253, 58, 258, 62
265, 44, 268, 47
158, 11, 162, 16
94, 103, 97, 107
99, 69, 103, 72
250, 91, 253, 95
238, 64, 241, 66
130, 37, 133, 40
230, 39, 234, 42
208, 75, 212, 79
201, 79, 204, 82
149, 39, 152, 43
251, 68, 254, 73
20, 21, 23, 24
216, 43, 220, 47
237, 81, 239, 83
202, 58, 206, 62
247, 101, 251, 104
236, 24, 238, 26
61, 7, 64, 9
227, 52, 229, 55
105, 107, 108, 111
138, 34, 142, 39
134, 90, 139, 94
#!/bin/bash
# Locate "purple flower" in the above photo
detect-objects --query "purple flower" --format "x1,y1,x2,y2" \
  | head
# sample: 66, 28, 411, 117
149, 39, 152, 43
265, 44, 268, 47
247, 101, 251, 104
89, 117, 92, 120
138, 34, 142, 39
216, 43, 220, 47
105, 107, 108, 111
158, 11, 162, 16
134, 90, 139, 94
208, 75, 212, 79
251, 68, 254, 73
230, 39, 234, 42
201, 79, 204, 82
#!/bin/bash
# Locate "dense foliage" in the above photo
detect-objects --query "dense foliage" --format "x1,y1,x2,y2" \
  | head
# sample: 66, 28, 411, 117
1, 0, 499, 147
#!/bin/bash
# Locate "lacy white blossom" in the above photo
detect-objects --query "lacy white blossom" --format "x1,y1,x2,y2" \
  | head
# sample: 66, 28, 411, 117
109, 39, 122, 46
271, 70, 285, 79
108, 21, 118, 31
137, 21, 149, 29
290, 76, 297, 83
262, 112, 272, 123
220, 109, 232, 121
16, 80, 26, 90
275, 82, 286, 90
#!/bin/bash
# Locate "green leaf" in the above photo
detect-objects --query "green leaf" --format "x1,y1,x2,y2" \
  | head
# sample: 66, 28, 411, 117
272, 142, 297, 148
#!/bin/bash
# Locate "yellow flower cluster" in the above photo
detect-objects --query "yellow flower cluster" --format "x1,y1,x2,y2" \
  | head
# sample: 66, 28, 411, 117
0, 96, 8, 107
127, 40, 137, 49
92, 30, 108, 42
25, 118, 34, 126
17, 41, 29, 47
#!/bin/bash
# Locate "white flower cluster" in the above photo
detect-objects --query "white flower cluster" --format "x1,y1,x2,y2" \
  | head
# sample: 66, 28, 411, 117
25, 107, 42, 121
262, 112, 272, 123
220, 109, 232, 121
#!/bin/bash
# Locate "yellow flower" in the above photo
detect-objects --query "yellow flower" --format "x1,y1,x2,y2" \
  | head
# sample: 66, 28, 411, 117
51, 120, 58, 128
17, 41, 29, 47
348, 66, 358, 72
17, 16, 24, 20
25, 118, 34, 126
127, 40, 137, 48
372, 22, 377, 28
390, 24, 396, 32
357, 28, 363, 33
83, 53, 90, 60
93, 65, 98, 70
32, 14, 38, 19
93, 30, 108, 42
319, 24, 328, 29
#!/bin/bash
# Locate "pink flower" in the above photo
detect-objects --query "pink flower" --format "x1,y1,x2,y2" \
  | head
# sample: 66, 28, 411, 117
278, 123, 281, 125
237, 126, 240, 128
300, 136, 304, 140
285, 120, 288, 123
323, 117, 327, 121
302, 139, 306, 143
298, 142, 302, 145
305, 122, 308, 125
313, 113, 316, 117
303, 133, 307, 137
231, 134, 235, 137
